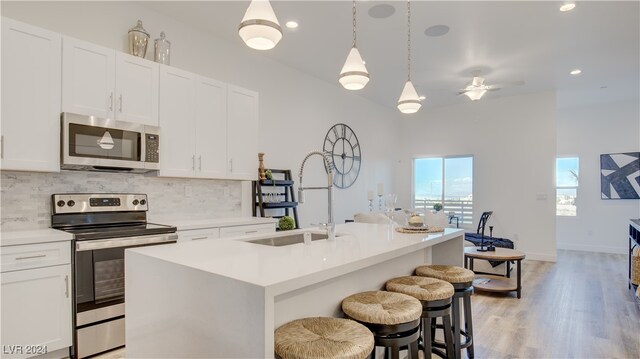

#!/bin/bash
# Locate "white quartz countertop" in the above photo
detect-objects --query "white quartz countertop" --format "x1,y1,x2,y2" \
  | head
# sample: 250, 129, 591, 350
161, 217, 277, 231
127, 223, 464, 295
1, 228, 74, 247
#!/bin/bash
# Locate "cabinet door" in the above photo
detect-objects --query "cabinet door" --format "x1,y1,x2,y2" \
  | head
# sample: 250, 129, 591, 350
1, 18, 61, 172
1, 265, 72, 358
177, 228, 220, 243
227, 85, 259, 180
115, 52, 159, 126
195, 76, 228, 179
158, 65, 196, 178
62, 36, 115, 119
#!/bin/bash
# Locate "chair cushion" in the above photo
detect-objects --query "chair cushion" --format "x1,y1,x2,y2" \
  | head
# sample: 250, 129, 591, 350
415, 265, 475, 284
342, 291, 422, 325
275, 317, 374, 359
386, 276, 454, 302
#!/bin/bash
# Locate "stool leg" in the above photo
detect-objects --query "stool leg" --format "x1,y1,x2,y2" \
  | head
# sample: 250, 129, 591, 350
431, 318, 436, 342
423, 317, 432, 359
442, 314, 455, 359
463, 294, 474, 359
409, 339, 419, 359
391, 346, 400, 359
451, 296, 461, 359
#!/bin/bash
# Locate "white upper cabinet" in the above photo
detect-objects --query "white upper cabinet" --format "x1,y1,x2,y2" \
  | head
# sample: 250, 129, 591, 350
195, 76, 228, 179
62, 36, 159, 126
62, 37, 115, 119
227, 85, 259, 180
115, 52, 159, 126
158, 66, 197, 178
1, 17, 61, 172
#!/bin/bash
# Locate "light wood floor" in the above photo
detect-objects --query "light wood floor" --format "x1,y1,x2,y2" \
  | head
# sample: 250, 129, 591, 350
470, 250, 640, 359
95, 250, 639, 359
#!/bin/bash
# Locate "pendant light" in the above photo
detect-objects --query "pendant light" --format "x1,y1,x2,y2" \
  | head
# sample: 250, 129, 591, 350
397, 0, 422, 114
238, 0, 282, 50
339, 0, 370, 90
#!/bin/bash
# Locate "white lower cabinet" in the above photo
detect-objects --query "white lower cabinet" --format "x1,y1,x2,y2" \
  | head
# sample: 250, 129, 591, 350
219, 224, 275, 238
177, 228, 220, 243
1, 264, 72, 358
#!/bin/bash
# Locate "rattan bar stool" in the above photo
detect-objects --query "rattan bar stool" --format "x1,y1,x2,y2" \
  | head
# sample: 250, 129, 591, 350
274, 317, 374, 359
416, 265, 475, 359
342, 291, 422, 359
386, 276, 456, 359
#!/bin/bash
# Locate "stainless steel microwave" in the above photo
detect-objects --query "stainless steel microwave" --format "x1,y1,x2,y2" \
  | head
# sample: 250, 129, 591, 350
61, 112, 160, 173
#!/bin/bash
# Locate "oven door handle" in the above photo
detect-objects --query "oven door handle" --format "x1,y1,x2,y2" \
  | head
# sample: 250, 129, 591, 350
75, 233, 178, 251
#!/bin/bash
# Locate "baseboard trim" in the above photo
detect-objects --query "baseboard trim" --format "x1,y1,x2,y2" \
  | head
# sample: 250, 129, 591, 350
525, 252, 557, 262
556, 242, 626, 255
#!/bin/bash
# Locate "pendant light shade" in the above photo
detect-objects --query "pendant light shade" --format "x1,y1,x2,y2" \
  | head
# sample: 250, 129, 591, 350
339, 0, 369, 90
339, 47, 370, 90
238, 0, 282, 50
397, 0, 421, 114
397, 80, 422, 114
463, 89, 487, 101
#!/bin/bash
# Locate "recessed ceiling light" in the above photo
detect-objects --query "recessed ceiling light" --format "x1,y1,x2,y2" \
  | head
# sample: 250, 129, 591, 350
368, 4, 395, 19
285, 21, 298, 29
419, 96, 426, 100
559, 3, 576, 12
600, 85, 608, 89
424, 25, 450, 37
570, 69, 582, 75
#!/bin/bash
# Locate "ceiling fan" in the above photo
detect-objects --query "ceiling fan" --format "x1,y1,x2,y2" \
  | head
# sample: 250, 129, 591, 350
458, 77, 524, 101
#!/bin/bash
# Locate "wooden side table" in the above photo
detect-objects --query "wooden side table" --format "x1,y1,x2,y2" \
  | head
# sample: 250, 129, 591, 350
464, 247, 526, 298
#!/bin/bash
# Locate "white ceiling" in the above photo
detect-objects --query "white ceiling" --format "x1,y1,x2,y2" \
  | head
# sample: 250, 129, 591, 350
143, 1, 640, 110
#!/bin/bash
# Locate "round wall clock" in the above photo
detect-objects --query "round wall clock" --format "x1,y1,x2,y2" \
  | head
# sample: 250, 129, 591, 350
323, 123, 362, 189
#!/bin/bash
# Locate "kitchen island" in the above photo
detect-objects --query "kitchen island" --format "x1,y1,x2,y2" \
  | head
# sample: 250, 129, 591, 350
125, 223, 465, 358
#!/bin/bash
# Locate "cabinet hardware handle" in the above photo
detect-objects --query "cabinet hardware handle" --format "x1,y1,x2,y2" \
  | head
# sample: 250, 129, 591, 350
118, 94, 123, 112
245, 230, 259, 234
15, 254, 46, 260
1, 135, 3, 159
192, 155, 195, 170
198, 155, 202, 171
192, 237, 207, 240
65, 275, 69, 298
229, 159, 233, 172
109, 92, 114, 111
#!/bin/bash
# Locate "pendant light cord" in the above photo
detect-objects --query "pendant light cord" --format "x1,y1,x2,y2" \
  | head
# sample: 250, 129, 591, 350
352, 0, 357, 47
407, 0, 412, 81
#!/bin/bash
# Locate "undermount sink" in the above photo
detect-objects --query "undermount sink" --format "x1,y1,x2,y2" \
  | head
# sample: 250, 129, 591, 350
248, 232, 330, 247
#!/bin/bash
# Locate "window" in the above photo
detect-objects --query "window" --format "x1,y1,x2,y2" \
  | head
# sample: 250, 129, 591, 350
413, 156, 473, 224
556, 157, 579, 216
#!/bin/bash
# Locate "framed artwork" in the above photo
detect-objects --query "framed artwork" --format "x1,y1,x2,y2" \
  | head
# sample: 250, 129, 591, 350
600, 152, 640, 199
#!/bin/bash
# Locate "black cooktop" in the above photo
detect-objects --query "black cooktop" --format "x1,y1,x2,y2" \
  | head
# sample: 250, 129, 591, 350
62, 222, 176, 241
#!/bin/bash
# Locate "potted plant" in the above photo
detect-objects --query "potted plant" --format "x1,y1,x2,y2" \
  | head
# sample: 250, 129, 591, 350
433, 203, 443, 212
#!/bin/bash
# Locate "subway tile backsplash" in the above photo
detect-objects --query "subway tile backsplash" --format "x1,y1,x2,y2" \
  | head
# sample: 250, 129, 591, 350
1, 170, 242, 231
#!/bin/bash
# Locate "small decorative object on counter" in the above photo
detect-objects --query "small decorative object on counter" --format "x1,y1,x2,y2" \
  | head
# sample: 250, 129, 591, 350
265, 169, 273, 180
154, 31, 171, 64
258, 153, 266, 180
408, 214, 423, 227
433, 203, 443, 212
367, 190, 374, 212
128, 20, 150, 58
278, 216, 295, 231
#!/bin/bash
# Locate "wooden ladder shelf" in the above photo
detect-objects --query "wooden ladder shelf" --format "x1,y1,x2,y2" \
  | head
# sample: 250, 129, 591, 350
252, 169, 300, 229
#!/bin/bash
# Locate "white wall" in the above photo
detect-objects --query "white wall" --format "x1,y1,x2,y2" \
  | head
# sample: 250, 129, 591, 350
556, 99, 640, 254
396, 92, 558, 261
0, 1, 400, 227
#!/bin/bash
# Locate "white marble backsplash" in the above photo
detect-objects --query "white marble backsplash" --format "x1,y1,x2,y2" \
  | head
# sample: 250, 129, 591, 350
1, 170, 242, 231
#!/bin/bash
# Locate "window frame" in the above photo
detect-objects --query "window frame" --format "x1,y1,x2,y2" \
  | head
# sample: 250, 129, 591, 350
412, 154, 475, 226
555, 156, 579, 217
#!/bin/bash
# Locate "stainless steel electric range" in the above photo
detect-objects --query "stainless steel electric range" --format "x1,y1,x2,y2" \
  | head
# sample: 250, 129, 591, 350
51, 193, 177, 358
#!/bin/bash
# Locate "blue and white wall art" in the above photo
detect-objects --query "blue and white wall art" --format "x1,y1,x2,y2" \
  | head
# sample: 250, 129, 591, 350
600, 152, 640, 199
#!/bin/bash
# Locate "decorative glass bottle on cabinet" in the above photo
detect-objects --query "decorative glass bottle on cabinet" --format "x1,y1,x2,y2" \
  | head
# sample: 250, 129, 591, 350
154, 32, 171, 65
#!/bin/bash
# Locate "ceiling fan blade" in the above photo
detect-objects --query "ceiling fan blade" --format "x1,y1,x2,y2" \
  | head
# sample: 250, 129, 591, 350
487, 87, 502, 92
489, 80, 525, 89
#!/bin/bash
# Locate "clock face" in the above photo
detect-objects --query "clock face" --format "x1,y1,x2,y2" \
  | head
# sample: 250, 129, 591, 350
323, 123, 361, 189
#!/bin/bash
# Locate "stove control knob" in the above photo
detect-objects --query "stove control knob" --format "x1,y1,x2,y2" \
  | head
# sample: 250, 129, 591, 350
57, 200, 65, 207
67, 200, 75, 207
140, 199, 147, 205
132, 199, 139, 205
